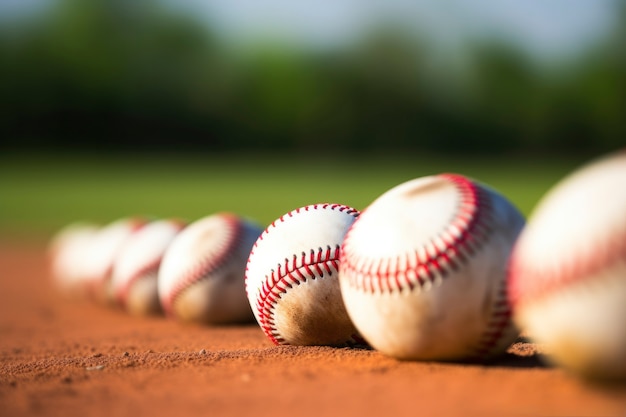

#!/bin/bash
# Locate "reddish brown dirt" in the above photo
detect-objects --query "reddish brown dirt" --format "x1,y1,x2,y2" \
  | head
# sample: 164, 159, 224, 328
1, 240, 626, 417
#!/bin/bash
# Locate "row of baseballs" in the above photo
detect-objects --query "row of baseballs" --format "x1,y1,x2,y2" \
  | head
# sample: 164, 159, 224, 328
49, 150, 626, 382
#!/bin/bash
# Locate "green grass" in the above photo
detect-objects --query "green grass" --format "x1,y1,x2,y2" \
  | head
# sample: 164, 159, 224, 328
0, 151, 589, 240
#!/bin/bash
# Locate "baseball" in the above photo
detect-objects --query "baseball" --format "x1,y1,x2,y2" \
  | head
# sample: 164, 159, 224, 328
508, 151, 626, 381
158, 212, 263, 324
339, 174, 525, 361
245, 203, 361, 346
111, 219, 186, 316
48, 221, 100, 299
83, 217, 148, 305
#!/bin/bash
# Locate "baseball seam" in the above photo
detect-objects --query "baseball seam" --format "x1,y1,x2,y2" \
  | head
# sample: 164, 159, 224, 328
508, 152, 626, 308
116, 257, 163, 306
116, 222, 187, 305
261, 203, 360, 239
246, 203, 360, 345
341, 173, 513, 359
91, 219, 147, 288
162, 214, 243, 316
508, 227, 626, 308
470, 279, 513, 358
256, 245, 341, 345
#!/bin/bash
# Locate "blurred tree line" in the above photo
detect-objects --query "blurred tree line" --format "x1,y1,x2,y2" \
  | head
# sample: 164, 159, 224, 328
1, 0, 624, 154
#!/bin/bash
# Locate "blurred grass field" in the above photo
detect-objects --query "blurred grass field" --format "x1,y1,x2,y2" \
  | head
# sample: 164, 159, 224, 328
0, 151, 590, 240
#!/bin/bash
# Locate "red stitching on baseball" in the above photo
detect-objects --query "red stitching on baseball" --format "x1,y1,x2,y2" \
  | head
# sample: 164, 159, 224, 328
116, 223, 186, 306
255, 244, 341, 345
508, 226, 626, 308
93, 218, 147, 289
162, 214, 243, 316
341, 174, 491, 293
259, 203, 360, 242
246, 203, 360, 345
341, 174, 513, 358
470, 283, 512, 359
116, 257, 162, 306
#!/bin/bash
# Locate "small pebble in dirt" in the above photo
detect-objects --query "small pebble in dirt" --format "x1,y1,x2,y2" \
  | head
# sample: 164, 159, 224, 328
198, 349, 206, 355
92, 353, 102, 358
86, 365, 105, 371
123, 351, 130, 357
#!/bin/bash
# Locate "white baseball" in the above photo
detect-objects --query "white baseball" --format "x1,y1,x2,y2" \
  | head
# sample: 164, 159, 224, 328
508, 151, 626, 381
158, 212, 263, 324
48, 222, 100, 299
339, 174, 525, 361
245, 203, 361, 346
111, 219, 186, 316
83, 217, 148, 304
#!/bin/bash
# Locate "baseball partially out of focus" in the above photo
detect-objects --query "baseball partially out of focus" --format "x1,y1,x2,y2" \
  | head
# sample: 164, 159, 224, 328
111, 218, 186, 316
158, 212, 263, 324
83, 217, 148, 305
48, 222, 100, 299
508, 150, 626, 381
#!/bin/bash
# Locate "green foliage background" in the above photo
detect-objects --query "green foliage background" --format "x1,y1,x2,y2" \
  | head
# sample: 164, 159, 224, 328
1, 0, 624, 154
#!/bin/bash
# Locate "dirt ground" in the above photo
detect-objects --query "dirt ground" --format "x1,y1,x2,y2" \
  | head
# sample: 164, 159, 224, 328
1, 239, 626, 417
